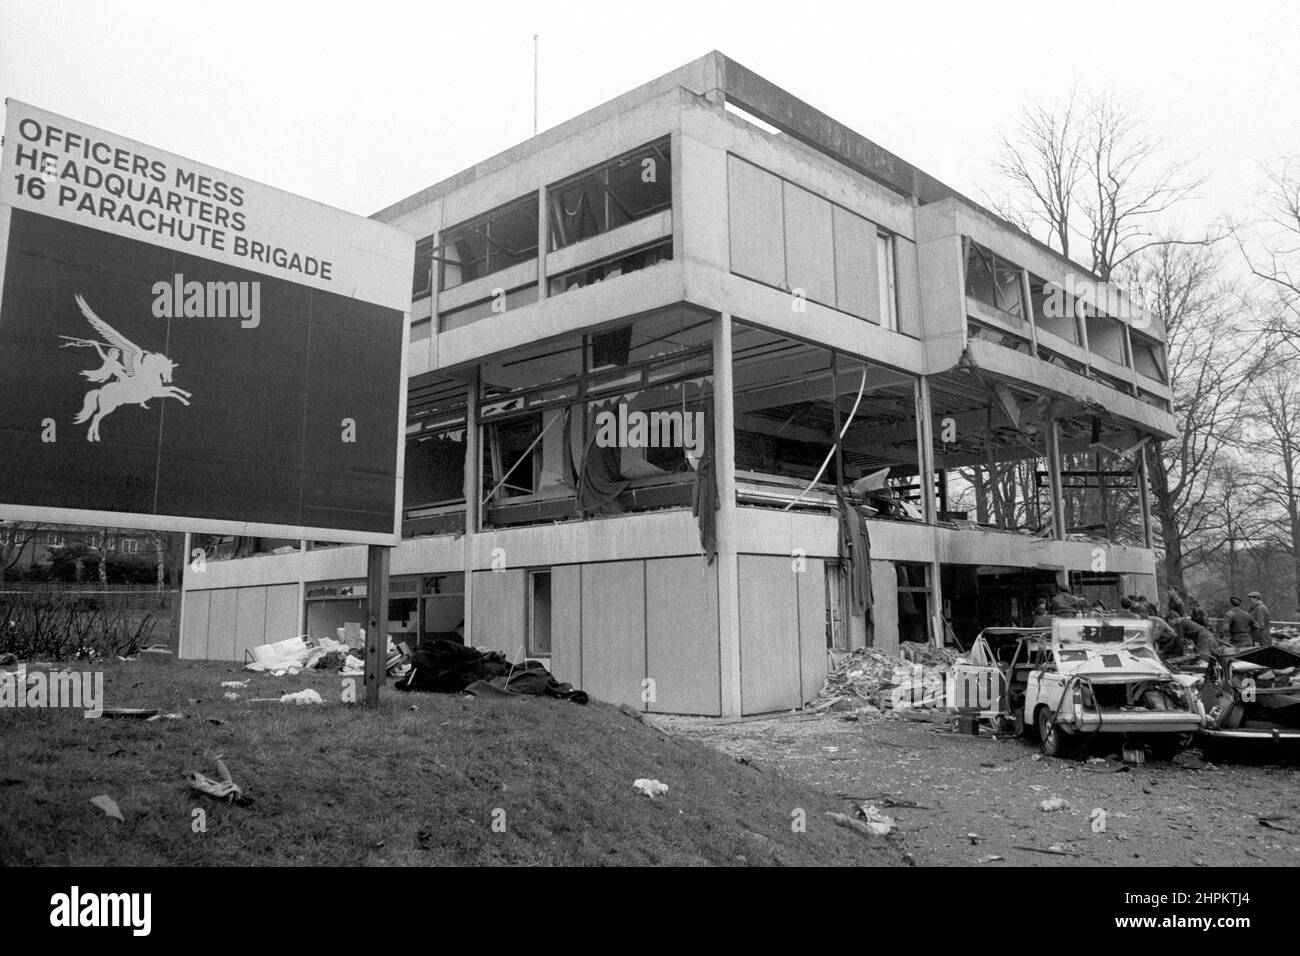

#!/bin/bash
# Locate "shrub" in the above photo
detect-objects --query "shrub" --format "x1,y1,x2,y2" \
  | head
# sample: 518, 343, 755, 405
0, 590, 157, 661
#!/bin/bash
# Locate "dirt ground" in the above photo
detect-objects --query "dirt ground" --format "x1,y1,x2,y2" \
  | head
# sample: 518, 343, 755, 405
649, 711, 1300, 866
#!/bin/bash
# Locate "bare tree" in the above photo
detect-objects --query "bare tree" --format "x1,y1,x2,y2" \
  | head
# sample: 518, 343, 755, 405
991, 89, 1085, 261
0, 522, 39, 583
990, 90, 1206, 280
1207, 461, 1275, 601
1247, 361, 1300, 611
1239, 156, 1300, 346
1136, 242, 1262, 591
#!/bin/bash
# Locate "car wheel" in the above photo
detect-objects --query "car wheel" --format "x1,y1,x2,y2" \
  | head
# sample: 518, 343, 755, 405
1037, 706, 1069, 758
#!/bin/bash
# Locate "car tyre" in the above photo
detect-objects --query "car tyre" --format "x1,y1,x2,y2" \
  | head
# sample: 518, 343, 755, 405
1037, 706, 1070, 758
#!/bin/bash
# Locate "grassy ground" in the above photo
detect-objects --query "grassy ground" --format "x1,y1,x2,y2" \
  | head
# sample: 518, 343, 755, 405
0, 660, 903, 866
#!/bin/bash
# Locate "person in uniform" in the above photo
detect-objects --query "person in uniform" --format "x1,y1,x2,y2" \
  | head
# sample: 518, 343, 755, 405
1248, 591, 1272, 646
1224, 596, 1254, 648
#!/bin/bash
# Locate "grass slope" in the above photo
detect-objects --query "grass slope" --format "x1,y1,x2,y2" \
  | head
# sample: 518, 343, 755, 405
0, 661, 904, 866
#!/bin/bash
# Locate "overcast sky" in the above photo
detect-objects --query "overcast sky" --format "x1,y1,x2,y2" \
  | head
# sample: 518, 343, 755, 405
2, 0, 1296, 234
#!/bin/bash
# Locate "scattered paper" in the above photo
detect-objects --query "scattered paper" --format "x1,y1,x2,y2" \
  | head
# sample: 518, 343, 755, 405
632, 778, 669, 798
90, 794, 123, 822
187, 757, 245, 803
280, 689, 324, 705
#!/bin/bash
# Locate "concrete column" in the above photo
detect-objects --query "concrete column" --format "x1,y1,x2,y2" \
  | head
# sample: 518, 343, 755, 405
1021, 267, 1039, 357
1044, 407, 1066, 541
1137, 443, 1154, 549
296, 539, 307, 637
177, 532, 192, 656
462, 367, 481, 645
712, 314, 743, 717
536, 187, 548, 301
914, 376, 937, 524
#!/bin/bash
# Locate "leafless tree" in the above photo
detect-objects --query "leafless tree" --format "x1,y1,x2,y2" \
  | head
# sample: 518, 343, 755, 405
990, 90, 1207, 280
1239, 156, 1300, 347
0, 522, 40, 583
1247, 361, 1300, 610
1136, 242, 1263, 591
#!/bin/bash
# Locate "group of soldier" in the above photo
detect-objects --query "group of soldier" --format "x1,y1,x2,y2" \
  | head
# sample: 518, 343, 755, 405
1031, 585, 1274, 665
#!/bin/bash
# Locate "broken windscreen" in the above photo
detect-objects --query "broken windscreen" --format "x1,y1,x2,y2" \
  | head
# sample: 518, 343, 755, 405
1055, 619, 1149, 646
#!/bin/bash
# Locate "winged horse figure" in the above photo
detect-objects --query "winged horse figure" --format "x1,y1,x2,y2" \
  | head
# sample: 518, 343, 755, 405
65, 295, 191, 442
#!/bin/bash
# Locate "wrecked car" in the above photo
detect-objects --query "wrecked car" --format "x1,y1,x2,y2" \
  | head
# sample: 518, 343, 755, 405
1197, 643, 1300, 742
963, 618, 1205, 756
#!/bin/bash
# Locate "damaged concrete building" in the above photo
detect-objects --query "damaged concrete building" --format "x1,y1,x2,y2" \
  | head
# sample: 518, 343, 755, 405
178, 52, 1177, 716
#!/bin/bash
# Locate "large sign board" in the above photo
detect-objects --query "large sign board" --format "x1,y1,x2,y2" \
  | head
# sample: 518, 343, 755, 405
0, 101, 413, 544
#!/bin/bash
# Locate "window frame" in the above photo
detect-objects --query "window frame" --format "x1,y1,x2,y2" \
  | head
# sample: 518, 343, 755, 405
526, 568, 553, 658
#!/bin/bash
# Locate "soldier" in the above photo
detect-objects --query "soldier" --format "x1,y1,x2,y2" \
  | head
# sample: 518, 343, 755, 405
1248, 591, 1272, 646
1224, 596, 1254, 648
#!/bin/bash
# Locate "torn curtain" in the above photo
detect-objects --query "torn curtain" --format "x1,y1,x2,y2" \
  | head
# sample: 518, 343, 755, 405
577, 414, 628, 515
691, 404, 718, 564
837, 490, 874, 618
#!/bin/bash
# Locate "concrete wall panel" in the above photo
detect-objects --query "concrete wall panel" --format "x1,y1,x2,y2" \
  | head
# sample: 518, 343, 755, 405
782, 182, 836, 306
580, 561, 646, 708
471, 569, 527, 659
265, 584, 300, 641
833, 205, 878, 322
233, 586, 268, 662
645, 556, 720, 715
727, 155, 785, 288
179, 590, 210, 660
550, 564, 582, 686
798, 558, 829, 705
207, 589, 238, 662
738, 554, 800, 714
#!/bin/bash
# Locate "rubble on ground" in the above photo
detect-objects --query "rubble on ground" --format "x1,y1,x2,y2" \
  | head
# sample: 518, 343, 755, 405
808, 642, 968, 715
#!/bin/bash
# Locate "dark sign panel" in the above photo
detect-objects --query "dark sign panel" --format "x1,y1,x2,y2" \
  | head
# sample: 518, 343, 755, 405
0, 101, 412, 544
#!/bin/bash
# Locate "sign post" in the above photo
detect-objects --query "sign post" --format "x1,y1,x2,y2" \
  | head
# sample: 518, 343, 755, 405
363, 545, 392, 706
0, 100, 411, 547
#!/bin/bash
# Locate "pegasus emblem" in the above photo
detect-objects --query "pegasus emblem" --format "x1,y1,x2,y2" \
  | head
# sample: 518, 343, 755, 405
60, 295, 192, 442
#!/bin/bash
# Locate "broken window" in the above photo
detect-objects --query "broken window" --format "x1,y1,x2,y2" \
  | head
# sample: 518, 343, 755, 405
404, 374, 469, 518
877, 233, 898, 331
548, 240, 672, 296
528, 570, 552, 657
965, 241, 1025, 321
476, 311, 712, 528
413, 236, 436, 299
928, 372, 1053, 535
440, 194, 539, 291
896, 562, 932, 644
1030, 274, 1080, 344
1131, 333, 1166, 383
1053, 424, 1146, 547
548, 138, 671, 250
730, 322, 921, 513
1085, 311, 1129, 367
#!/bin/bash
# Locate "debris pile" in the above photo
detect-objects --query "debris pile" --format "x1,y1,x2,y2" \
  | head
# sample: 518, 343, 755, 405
242, 635, 408, 679
809, 644, 966, 714
899, 642, 962, 666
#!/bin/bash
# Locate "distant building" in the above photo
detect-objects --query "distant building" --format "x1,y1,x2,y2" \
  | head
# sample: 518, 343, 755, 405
0, 522, 169, 582
180, 53, 1175, 716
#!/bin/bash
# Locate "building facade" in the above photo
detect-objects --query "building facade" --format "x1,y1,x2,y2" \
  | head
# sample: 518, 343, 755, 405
179, 53, 1177, 716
